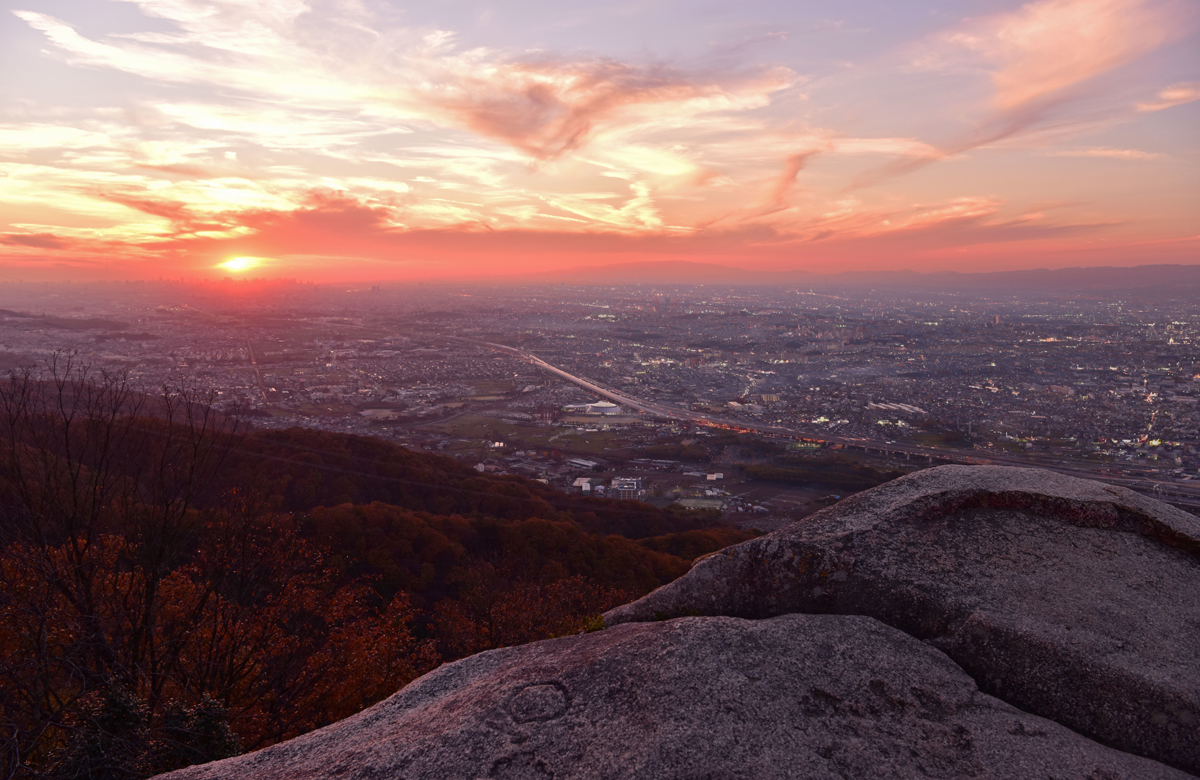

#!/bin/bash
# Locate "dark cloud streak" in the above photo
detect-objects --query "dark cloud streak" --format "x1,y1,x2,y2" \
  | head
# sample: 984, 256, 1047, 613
0, 233, 70, 249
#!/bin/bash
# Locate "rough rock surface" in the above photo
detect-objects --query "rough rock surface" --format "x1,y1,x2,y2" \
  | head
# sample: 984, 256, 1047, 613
159, 614, 1190, 780
605, 465, 1200, 774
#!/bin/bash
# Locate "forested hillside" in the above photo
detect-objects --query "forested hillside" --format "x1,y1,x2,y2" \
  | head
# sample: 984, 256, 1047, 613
0, 363, 754, 779
225, 426, 725, 537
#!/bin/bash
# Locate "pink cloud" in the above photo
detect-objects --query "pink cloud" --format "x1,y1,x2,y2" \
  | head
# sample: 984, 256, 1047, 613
977, 0, 1172, 111
856, 0, 1181, 188
1048, 147, 1164, 159
1137, 81, 1200, 111
411, 58, 794, 161
132, 162, 221, 178
765, 151, 820, 209
97, 193, 198, 224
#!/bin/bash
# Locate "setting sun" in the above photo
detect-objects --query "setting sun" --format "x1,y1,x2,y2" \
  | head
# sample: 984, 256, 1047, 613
217, 257, 264, 273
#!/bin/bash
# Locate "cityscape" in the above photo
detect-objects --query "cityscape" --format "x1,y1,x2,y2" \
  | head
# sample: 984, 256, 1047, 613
4, 270, 1197, 526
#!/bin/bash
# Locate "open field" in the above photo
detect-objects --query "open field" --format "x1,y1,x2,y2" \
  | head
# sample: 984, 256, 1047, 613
418, 413, 633, 456
468, 379, 515, 394
419, 413, 524, 437
292, 401, 360, 417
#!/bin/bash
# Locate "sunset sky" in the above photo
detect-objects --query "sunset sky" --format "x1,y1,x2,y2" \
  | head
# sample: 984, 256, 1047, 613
1, 0, 1197, 282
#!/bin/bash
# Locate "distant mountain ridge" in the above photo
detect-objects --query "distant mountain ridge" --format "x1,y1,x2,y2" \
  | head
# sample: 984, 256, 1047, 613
504, 261, 1200, 293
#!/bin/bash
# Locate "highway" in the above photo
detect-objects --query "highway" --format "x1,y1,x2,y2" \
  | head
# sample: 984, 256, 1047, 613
245, 336, 271, 404
454, 337, 1200, 512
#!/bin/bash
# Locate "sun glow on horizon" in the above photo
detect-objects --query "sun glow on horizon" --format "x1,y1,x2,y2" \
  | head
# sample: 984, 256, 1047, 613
217, 256, 266, 273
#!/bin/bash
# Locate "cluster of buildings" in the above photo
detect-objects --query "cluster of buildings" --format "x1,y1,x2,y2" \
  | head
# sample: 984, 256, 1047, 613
1, 279, 1197, 504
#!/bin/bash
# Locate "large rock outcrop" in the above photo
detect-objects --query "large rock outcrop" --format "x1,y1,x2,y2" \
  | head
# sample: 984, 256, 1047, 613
157, 465, 1200, 779
160, 613, 1190, 780
606, 465, 1200, 773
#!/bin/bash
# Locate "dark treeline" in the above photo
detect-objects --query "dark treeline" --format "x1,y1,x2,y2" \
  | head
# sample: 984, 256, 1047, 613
222, 427, 723, 538
0, 358, 753, 780
741, 457, 906, 492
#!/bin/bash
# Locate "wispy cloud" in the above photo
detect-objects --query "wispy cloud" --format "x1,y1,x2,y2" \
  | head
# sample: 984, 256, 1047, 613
1047, 147, 1164, 159
962, 0, 1171, 110
0, 123, 118, 152
8, 0, 802, 244
402, 58, 795, 162
765, 151, 820, 210
13, 4, 794, 163
1136, 81, 1200, 111
857, 0, 1180, 187
0, 233, 71, 249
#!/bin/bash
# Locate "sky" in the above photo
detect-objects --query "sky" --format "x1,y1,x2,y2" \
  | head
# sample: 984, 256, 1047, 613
0, 0, 1197, 282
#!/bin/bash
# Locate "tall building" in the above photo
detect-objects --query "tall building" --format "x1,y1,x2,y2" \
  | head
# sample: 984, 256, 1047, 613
613, 477, 643, 500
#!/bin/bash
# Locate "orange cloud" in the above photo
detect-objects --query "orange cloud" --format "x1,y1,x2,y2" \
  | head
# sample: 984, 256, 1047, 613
2, 199, 1188, 282
0, 233, 71, 249
12, 186, 1104, 271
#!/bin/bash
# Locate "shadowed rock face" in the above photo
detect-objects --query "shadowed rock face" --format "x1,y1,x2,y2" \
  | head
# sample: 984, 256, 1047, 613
605, 465, 1200, 774
158, 614, 1190, 780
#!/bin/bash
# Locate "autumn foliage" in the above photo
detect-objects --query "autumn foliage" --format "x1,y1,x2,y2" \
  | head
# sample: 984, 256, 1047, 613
0, 359, 753, 779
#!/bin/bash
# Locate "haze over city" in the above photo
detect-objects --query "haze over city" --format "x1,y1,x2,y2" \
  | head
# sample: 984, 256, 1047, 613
1, 0, 1197, 282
